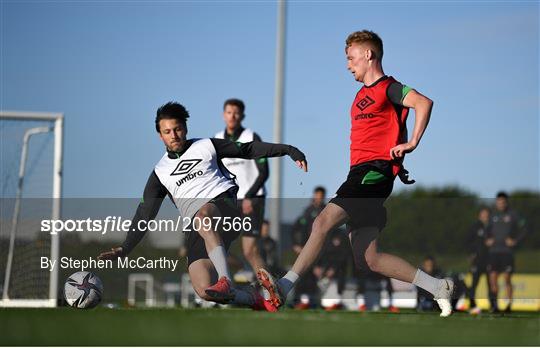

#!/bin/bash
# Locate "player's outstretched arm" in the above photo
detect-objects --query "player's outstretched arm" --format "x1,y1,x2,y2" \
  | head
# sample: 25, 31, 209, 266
390, 89, 433, 159
243, 132, 270, 199
212, 138, 308, 172
97, 171, 166, 260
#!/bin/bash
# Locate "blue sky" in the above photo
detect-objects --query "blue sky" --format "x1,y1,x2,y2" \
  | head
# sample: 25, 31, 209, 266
1, 1, 538, 200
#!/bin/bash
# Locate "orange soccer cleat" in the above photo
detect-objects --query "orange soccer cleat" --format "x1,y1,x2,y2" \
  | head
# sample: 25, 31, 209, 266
388, 305, 400, 313
256, 268, 285, 308
250, 290, 279, 312
205, 276, 235, 304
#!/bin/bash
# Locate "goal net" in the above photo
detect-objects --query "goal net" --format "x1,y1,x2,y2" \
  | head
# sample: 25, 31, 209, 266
0, 111, 63, 307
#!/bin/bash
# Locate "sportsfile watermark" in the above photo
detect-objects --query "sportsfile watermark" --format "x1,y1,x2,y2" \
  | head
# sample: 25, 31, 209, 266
40, 216, 252, 235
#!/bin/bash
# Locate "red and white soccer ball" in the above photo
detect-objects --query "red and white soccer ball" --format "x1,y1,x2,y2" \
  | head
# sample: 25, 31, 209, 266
64, 271, 103, 309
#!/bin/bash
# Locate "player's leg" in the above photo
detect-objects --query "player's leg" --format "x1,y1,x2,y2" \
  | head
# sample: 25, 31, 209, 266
188, 258, 276, 311
483, 269, 491, 305
241, 197, 266, 272
503, 270, 513, 312
203, 193, 277, 310
184, 222, 233, 302
505, 253, 515, 312
193, 202, 231, 280
291, 203, 349, 276
362, 237, 416, 282
242, 236, 265, 272
352, 232, 453, 317
385, 276, 399, 313
258, 167, 388, 307
468, 268, 481, 313
488, 270, 500, 312
188, 258, 219, 301
258, 203, 348, 306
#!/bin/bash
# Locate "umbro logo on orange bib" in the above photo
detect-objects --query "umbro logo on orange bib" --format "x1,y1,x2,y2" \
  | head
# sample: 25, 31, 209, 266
356, 96, 375, 111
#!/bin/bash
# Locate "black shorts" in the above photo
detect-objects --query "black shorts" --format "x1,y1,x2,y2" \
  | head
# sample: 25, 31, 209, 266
185, 189, 243, 266
470, 254, 489, 274
329, 161, 394, 230
237, 197, 265, 238
487, 253, 514, 274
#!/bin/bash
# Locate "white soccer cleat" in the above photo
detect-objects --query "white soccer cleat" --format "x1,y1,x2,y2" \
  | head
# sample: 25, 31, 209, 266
434, 278, 454, 317
469, 306, 482, 315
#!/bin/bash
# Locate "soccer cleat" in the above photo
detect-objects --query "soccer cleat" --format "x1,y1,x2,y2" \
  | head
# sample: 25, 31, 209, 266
249, 288, 278, 312
358, 304, 367, 312
256, 268, 285, 308
434, 278, 454, 317
388, 305, 400, 313
469, 306, 481, 315
205, 276, 235, 304
323, 303, 344, 311
294, 302, 310, 310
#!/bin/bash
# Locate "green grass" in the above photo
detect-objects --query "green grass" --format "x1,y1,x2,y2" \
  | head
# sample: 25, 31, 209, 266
1, 307, 539, 346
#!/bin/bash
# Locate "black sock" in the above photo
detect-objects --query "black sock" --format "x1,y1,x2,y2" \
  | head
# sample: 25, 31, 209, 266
489, 291, 498, 311
470, 296, 477, 308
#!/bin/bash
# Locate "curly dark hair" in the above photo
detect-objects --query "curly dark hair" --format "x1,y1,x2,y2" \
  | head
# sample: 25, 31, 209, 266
155, 102, 190, 133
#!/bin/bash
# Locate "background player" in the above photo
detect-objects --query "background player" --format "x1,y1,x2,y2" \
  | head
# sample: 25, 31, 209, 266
290, 186, 328, 308
258, 30, 455, 317
214, 98, 268, 275
486, 191, 527, 313
98, 102, 307, 311
258, 220, 283, 277
466, 206, 491, 315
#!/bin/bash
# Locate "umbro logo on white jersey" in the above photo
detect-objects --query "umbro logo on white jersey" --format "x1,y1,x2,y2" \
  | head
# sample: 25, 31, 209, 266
171, 159, 202, 176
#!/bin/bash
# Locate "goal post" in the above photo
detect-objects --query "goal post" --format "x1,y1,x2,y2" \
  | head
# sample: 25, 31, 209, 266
0, 111, 64, 307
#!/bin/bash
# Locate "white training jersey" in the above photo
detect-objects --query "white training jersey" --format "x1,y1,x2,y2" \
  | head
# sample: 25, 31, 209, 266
153, 138, 236, 220
214, 128, 266, 198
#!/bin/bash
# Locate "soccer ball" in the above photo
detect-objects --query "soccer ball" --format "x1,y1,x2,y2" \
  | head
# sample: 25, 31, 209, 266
64, 271, 103, 309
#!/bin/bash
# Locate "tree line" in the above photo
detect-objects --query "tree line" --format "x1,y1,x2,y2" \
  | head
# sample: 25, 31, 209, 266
378, 186, 539, 254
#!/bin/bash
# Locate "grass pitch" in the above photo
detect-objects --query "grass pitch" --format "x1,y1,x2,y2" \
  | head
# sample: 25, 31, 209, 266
1, 307, 539, 346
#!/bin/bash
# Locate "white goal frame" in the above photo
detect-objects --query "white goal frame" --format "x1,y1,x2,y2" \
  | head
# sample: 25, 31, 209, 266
0, 111, 64, 308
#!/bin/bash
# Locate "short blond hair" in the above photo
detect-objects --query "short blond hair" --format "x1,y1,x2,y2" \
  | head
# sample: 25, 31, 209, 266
345, 30, 384, 60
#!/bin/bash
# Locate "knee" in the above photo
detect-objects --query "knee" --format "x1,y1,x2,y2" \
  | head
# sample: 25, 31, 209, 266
353, 250, 378, 275
195, 206, 212, 221
194, 209, 214, 237
365, 252, 380, 273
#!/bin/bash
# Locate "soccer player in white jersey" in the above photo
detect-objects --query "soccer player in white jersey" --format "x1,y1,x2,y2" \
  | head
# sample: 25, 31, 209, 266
214, 98, 268, 274
99, 102, 307, 311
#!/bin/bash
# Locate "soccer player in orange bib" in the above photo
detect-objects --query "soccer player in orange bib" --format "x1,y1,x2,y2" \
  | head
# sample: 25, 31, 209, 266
257, 30, 455, 317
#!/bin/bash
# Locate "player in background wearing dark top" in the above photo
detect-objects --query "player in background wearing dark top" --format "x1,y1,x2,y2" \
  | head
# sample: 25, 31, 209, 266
466, 206, 491, 315
258, 220, 283, 277
316, 228, 350, 310
257, 30, 455, 317
214, 98, 268, 275
357, 271, 399, 313
98, 102, 307, 312
290, 186, 328, 309
486, 192, 527, 313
